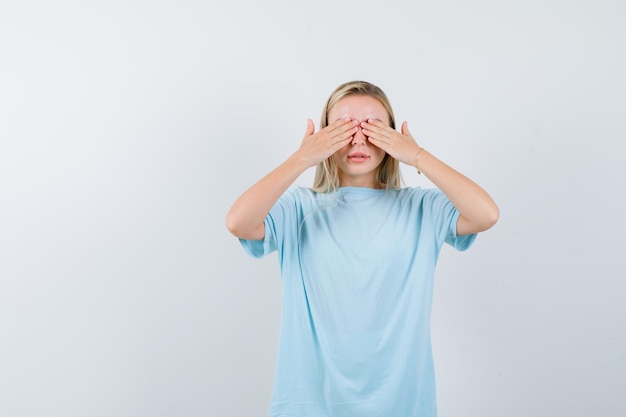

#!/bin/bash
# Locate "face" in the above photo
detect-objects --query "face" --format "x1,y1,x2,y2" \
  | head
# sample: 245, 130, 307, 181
327, 94, 390, 188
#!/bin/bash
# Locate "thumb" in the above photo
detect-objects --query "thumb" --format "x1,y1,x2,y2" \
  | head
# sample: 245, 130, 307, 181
401, 121, 409, 135
305, 118, 315, 136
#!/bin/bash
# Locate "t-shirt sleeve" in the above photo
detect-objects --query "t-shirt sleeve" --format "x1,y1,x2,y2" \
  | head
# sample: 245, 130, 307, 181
239, 214, 278, 258
238, 188, 298, 258
425, 189, 477, 251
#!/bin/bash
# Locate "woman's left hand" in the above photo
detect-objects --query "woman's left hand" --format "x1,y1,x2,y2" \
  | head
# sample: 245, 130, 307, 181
361, 119, 421, 167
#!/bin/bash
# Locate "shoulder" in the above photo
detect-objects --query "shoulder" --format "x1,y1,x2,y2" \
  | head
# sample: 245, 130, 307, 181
395, 186, 440, 201
278, 186, 335, 209
394, 187, 452, 212
282, 186, 319, 202
406, 186, 446, 198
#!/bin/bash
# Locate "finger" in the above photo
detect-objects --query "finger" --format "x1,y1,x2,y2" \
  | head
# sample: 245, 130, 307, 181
329, 117, 358, 135
401, 121, 408, 135
361, 125, 388, 142
305, 119, 315, 136
327, 116, 352, 129
333, 125, 358, 145
365, 135, 390, 153
400, 121, 418, 144
362, 118, 389, 129
361, 119, 390, 137
331, 133, 356, 150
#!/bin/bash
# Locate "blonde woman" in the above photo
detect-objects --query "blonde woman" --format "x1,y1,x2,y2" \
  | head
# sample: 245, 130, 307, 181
225, 80, 499, 417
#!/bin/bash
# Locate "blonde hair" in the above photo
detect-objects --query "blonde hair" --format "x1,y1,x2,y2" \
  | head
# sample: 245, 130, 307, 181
312, 81, 404, 193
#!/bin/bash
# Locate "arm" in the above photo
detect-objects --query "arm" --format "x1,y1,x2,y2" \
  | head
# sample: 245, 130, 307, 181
413, 148, 499, 235
362, 120, 499, 235
225, 118, 359, 240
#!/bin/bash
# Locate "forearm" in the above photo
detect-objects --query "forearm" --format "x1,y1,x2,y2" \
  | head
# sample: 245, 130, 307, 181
225, 152, 310, 240
416, 149, 499, 234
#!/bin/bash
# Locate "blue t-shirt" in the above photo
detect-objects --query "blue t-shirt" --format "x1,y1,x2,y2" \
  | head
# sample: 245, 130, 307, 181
240, 186, 476, 417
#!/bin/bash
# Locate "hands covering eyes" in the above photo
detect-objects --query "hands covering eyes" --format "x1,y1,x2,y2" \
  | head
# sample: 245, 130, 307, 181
296, 117, 422, 168
296, 117, 359, 168
360, 119, 422, 167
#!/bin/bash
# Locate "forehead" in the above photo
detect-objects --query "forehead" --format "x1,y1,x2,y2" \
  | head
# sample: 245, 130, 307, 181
328, 94, 389, 122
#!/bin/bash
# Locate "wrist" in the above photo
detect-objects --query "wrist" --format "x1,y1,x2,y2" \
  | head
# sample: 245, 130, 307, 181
289, 150, 317, 171
413, 146, 425, 174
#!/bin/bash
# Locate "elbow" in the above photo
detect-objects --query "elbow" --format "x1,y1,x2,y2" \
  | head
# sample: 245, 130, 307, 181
457, 201, 499, 235
471, 203, 500, 234
225, 211, 264, 240
225, 210, 242, 237
483, 203, 500, 230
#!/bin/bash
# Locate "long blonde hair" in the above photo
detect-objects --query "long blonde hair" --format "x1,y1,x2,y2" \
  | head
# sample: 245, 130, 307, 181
312, 81, 404, 193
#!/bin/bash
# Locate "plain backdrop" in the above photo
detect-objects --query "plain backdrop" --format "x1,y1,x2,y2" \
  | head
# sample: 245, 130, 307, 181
1, 0, 624, 416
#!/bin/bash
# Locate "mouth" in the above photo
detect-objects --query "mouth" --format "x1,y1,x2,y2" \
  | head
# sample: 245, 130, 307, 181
347, 152, 369, 161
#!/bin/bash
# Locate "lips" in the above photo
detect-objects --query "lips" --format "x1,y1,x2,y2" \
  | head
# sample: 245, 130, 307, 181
348, 152, 369, 161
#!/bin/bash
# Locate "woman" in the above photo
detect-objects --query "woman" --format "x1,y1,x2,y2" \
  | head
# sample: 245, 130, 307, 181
225, 80, 498, 417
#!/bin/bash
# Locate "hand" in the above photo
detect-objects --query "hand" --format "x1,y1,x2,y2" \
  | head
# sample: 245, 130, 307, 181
361, 120, 422, 167
296, 117, 359, 167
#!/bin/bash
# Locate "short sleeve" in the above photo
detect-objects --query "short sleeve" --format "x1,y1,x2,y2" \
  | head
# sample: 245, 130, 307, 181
239, 214, 278, 258
238, 188, 298, 258
443, 208, 476, 251
424, 189, 477, 251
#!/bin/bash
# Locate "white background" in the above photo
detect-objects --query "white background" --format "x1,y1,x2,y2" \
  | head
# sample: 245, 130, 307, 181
1, 0, 624, 416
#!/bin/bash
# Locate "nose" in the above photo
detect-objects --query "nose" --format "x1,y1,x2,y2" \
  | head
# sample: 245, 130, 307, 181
351, 125, 367, 145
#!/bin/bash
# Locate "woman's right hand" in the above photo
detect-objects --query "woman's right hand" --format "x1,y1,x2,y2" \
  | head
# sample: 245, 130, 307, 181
226, 118, 357, 240
295, 117, 359, 167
